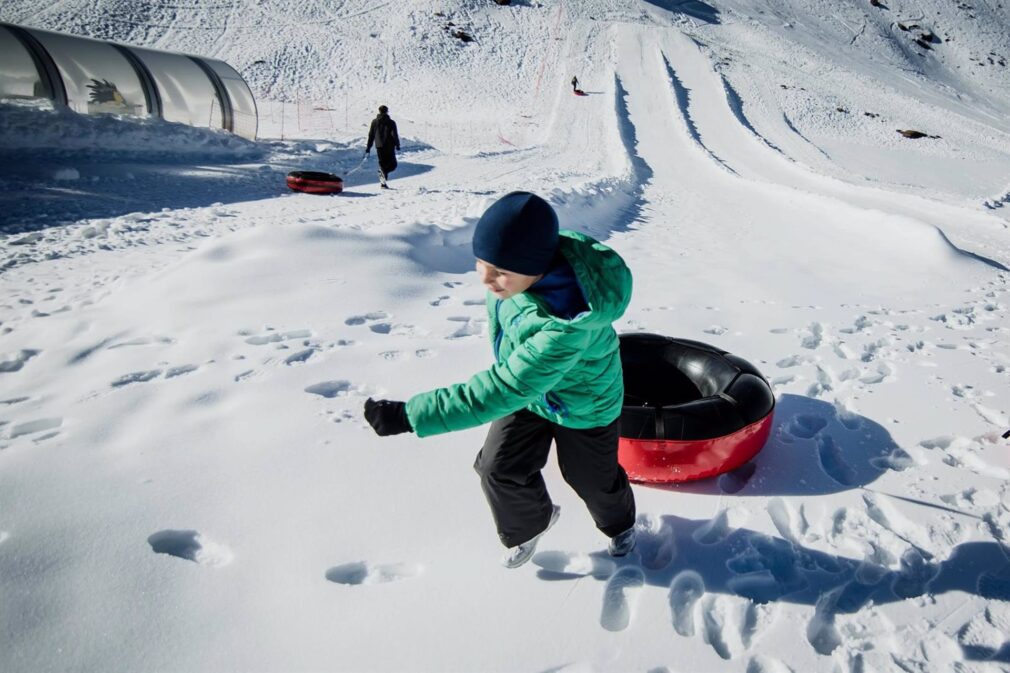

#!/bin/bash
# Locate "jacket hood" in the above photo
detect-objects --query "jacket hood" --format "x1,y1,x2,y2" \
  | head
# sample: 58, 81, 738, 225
555, 230, 632, 329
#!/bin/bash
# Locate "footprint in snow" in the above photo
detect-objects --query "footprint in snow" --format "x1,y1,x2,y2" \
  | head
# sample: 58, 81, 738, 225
328, 409, 357, 424
693, 507, 749, 546
859, 362, 894, 385
148, 530, 233, 567
669, 570, 705, 637
806, 588, 844, 655
305, 380, 354, 398
6, 417, 62, 440
0, 349, 41, 373
747, 656, 795, 673
726, 532, 813, 602
698, 594, 775, 654
831, 342, 858, 360
766, 498, 807, 546
240, 328, 312, 345
816, 434, 858, 486
446, 316, 484, 339
890, 548, 939, 599
636, 514, 677, 570
107, 336, 175, 349
532, 551, 616, 579
785, 414, 827, 439
832, 400, 863, 431
700, 595, 740, 660
111, 370, 162, 387
370, 322, 427, 337
805, 365, 834, 398
839, 315, 872, 334
345, 311, 389, 326
167, 364, 199, 378
325, 561, 423, 585
799, 322, 824, 349
600, 566, 645, 632
775, 354, 809, 368
869, 446, 917, 472
284, 348, 316, 365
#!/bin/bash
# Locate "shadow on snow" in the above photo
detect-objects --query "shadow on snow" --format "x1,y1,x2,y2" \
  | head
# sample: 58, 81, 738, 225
534, 517, 1010, 656
643, 0, 721, 24
0, 144, 433, 234
652, 394, 911, 497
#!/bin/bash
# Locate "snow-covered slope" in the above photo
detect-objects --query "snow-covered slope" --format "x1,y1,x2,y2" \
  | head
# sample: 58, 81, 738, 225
1, 2, 1010, 672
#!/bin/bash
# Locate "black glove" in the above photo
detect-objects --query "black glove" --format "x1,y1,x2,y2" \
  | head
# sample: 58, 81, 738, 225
364, 398, 413, 436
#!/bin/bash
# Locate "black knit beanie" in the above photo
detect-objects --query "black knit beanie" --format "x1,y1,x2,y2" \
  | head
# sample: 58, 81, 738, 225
472, 192, 559, 276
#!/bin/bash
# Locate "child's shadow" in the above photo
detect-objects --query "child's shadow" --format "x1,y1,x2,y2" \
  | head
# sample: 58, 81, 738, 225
534, 516, 1010, 656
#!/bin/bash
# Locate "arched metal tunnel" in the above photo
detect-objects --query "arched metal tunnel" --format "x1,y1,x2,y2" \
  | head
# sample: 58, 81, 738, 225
0, 22, 258, 139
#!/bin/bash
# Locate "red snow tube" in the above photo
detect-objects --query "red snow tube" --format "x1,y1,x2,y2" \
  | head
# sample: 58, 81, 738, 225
286, 171, 344, 194
618, 334, 775, 483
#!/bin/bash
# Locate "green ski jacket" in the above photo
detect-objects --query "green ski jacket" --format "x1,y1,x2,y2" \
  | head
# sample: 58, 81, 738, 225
405, 230, 632, 437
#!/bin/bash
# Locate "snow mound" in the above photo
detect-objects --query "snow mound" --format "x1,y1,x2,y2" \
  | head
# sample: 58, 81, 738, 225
0, 102, 264, 160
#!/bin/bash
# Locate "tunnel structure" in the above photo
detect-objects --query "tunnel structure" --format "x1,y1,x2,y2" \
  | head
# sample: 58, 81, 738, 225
0, 22, 258, 140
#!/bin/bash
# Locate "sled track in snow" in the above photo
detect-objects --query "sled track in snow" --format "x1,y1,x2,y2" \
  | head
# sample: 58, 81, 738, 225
659, 53, 736, 176
780, 112, 833, 161
608, 74, 652, 231
719, 74, 787, 157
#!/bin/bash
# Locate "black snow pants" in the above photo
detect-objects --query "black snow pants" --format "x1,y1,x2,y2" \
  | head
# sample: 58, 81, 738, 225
474, 410, 636, 548
376, 146, 397, 182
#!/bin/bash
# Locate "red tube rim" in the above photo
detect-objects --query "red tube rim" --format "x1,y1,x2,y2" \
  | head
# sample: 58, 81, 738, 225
287, 176, 343, 194
619, 412, 774, 483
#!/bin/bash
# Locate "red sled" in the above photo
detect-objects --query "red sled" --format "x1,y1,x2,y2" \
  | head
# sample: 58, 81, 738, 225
617, 334, 775, 483
573, 89, 587, 96
286, 170, 344, 194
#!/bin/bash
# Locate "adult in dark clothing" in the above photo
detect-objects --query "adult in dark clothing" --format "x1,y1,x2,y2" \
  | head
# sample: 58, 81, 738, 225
571, 76, 579, 92
365, 105, 400, 189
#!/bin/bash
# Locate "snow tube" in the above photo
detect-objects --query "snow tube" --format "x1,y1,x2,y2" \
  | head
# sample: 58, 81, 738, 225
573, 89, 587, 96
286, 171, 344, 194
618, 334, 775, 483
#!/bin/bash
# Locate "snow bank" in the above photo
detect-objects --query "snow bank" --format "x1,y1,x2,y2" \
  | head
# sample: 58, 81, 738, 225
0, 102, 264, 160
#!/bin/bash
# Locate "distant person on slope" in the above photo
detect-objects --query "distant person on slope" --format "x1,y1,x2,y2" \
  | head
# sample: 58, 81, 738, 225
571, 75, 579, 93
365, 105, 400, 189
363, 192, 638, 568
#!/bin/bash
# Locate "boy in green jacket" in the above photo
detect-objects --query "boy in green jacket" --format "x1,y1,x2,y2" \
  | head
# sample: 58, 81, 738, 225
365, 191, 637, 568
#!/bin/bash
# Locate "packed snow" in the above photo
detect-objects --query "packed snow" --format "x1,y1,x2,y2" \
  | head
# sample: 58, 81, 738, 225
1, 1, 1009, 672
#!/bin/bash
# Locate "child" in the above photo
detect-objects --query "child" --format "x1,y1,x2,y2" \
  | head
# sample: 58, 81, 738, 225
364, 191, 637, 568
